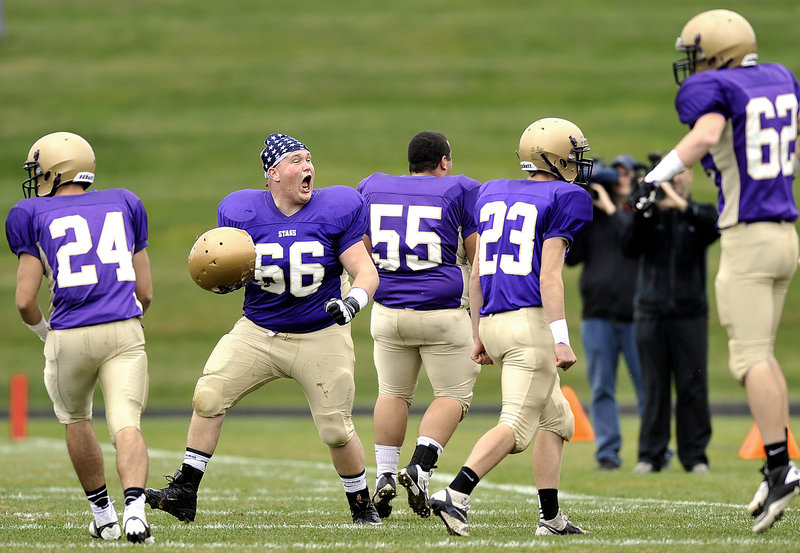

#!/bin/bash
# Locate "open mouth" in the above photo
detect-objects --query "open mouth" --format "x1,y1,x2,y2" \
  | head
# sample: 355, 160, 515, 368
302, 175, 312, 190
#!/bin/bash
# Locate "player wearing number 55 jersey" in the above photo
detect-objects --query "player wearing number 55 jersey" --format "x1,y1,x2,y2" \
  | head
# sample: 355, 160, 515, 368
357, 131, 481, 520
145, 132, 382, 526
642, 10, 800, 533
6, 132, 155, 543
430, 118, 593, 537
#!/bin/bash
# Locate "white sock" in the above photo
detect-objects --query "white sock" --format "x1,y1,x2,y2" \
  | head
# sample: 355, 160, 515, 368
375, 444, 401, 476
91, 501, 118, 526
340, 470, 368, 494
184, 448, 211, 472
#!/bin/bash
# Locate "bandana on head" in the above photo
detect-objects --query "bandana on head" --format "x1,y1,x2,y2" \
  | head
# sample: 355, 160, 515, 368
260, 133, 308, 178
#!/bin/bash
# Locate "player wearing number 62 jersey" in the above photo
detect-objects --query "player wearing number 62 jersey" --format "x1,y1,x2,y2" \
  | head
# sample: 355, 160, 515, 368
643, 10, 800, 534
357, 131, 481, 519
430, 118, 593, 537
6, 132, 155, 543
145, 132, 383, 526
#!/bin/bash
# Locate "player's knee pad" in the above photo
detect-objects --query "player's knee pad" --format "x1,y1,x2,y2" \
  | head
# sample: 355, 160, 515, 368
729, 337, 772, 384
315, 412, 355, 447
192, 376, 227, 418
500, 421, 535, 454
107, 415, 142, 447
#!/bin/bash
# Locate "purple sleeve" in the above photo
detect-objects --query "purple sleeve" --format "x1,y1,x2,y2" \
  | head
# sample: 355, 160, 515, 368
676, 75, 727, 126
5, 203, 38, 258
333, 186, 369, 254
547, 185, 593, 245
459, 177, 481, 237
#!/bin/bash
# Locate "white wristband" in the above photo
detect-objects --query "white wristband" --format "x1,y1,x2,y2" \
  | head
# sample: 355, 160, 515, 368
26, 318, 49, 342
549, 318, 570, 346
644, 149, 686, 185
346, 287, 370, 310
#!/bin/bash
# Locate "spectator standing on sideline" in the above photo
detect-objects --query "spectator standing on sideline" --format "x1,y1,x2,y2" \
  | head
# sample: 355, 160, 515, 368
6, 132, 155, 543
642, 9, 800, 532
357, 131, 481, 519
625, 167, 718, 474
565, 155, 644, 471
430, 118, 593, 537
145, 132, 382, 525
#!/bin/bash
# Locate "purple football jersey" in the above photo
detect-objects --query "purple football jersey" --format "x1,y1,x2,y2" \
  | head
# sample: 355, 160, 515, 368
5, 188, 149, 329
475, 179, 592, 316
676, 63, 799, 228
218, 186, 368, 333
357, 173, 480, 309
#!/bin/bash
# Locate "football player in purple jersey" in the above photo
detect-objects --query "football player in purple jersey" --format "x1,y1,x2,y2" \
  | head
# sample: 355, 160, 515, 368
429, 118, 593, 537
6, 132, 155, 543
641, 9, 800, 533
357, 131, 481, 519
144, 132, 382, 525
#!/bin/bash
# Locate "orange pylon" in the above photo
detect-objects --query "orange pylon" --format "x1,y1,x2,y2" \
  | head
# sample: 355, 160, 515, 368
562, 385, 595, 441
738, 423, 800, 459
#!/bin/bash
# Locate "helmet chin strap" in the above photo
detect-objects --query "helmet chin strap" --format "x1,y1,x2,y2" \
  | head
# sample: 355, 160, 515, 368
539, 153, 567, 181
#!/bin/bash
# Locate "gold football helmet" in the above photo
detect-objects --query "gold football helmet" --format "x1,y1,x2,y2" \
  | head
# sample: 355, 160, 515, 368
673, 9, 758, 85
188, 227, 256, 293
22, 132, 96, 198
517, 118, 593, 185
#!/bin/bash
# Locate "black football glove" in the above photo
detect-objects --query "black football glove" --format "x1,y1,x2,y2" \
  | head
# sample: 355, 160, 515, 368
324, 296, 361, 325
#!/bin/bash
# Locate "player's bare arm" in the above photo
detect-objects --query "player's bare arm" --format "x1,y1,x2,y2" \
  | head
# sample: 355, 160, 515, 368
15, 252, 45, 326
540, 237, 576, 370
339, 240, 379, 298
132, 249, 153, 314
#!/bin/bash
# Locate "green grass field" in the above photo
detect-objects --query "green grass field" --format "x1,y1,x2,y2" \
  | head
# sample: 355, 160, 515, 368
2, 1, 800, 550
2, 414, 800, 552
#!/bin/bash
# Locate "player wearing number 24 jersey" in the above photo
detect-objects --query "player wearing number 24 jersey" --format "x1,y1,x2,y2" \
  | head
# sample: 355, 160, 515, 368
6, 131, 154, 543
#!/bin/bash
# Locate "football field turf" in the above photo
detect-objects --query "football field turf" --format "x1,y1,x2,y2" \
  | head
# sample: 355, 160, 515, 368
2, 414, 800, 552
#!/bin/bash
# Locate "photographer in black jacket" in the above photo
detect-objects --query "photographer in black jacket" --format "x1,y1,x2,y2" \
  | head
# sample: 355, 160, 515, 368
624, 166, 719, 474
566, 159, 645, 471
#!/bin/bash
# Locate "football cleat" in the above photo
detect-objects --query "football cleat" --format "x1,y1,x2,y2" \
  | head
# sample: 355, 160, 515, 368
753, 463, 800, 533
89, 519, 121, 541
123, 515, 155, 544
430, 488, 470, 537
349, 497, 382, 525
747, 464, 769, 517
535, 509, 590, 535
372, 472, 397, 519
397, 464, 432, 518
145, 469, 198, 523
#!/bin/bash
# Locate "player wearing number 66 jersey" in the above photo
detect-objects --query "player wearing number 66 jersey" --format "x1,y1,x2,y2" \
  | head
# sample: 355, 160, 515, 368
145, 132, 383, 526
357, 131, 481, 520
430, 118, 593, 537
6, 132, 155, 543
642, 10, 800, 533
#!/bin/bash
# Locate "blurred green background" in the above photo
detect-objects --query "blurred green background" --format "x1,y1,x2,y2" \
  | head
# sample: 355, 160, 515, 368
2, 0, 800, 414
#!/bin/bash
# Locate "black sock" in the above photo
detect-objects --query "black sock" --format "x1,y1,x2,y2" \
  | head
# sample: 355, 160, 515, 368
86, 485, 110, 508
124, 487, 145, 506
765, 440, 790, 472
450, 466, 480, 495
345, 489, 370, 504
410, 444, 440, 472
538, 488, 559, 521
